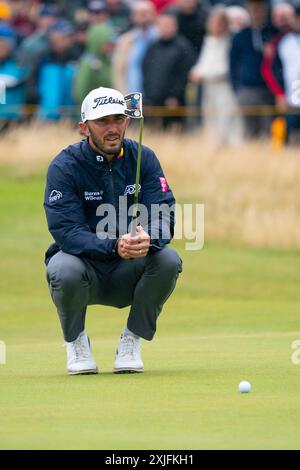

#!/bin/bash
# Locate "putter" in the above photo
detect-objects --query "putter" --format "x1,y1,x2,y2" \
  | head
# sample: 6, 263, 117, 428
124, 93, 144, 237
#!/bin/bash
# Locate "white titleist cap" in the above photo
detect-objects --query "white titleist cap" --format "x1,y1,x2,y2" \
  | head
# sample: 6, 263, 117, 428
81, 87, 126, 122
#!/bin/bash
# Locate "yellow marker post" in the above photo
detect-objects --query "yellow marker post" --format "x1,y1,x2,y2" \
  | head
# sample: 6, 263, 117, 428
271, 117, 287, 154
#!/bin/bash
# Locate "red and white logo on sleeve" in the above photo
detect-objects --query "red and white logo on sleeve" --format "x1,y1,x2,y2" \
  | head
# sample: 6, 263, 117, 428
159, 177, 168, 192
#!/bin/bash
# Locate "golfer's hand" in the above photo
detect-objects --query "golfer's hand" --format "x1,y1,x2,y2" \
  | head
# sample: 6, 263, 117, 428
118, 226, 150, 259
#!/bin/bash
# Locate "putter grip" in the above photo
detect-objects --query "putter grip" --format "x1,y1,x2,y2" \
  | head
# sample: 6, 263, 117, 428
130, 217, 137, 237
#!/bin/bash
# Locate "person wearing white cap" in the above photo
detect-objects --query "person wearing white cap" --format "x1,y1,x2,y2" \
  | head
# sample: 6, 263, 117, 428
44, 86, 182, 375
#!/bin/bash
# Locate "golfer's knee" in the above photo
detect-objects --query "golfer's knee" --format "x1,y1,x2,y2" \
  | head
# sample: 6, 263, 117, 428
152, 247, 182, 277
47, 252, 88, 290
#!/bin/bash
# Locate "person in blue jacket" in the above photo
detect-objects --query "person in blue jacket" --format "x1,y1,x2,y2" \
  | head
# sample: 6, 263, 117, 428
0, 22, 27, 129
44, 86, 182, 375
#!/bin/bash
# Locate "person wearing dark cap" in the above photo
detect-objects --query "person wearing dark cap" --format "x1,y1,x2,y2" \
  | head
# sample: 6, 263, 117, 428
0, 21, 27, 129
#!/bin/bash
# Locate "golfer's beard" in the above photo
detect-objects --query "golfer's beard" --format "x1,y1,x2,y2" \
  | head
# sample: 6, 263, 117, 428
89, 129, 124, 156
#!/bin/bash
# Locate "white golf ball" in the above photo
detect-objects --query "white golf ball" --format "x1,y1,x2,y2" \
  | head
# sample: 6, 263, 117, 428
239, 381, 251, 393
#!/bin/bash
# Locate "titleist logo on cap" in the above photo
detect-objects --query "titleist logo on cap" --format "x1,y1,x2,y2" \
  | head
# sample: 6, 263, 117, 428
92, 96, 125, 109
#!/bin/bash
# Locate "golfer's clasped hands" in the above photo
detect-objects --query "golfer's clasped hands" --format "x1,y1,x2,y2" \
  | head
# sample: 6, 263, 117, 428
118, 225, 150, 260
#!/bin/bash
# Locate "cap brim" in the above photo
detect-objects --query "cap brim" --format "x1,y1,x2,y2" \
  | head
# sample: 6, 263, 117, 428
82, 105, 126, 122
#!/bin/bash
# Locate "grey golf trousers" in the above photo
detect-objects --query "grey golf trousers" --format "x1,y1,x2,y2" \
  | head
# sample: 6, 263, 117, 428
46, 246, 182, 342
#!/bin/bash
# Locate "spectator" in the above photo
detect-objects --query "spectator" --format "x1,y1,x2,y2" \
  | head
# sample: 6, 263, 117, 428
142, 12, 195, 128
17, 5, 58, 67
261, 3, 295, 113
9, 0, 36, 39
276, 6, 300, 141
167, 0, 209, 59
113, 0, 157, 95
106, 0, 131, 35
272, 2, 294, 32
36, 20, 77, 120
87, 0, 110, 25
72, 20, 89, 60
189, 6, 243, 146
226, 5, 250, 33
74, 23, 115, 104
230, 0, 277, 138
167, 0, 209, 113
0, 21, 27, 129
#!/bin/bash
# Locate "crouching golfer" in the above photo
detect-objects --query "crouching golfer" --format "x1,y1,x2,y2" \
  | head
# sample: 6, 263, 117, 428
44, 87, 182, 375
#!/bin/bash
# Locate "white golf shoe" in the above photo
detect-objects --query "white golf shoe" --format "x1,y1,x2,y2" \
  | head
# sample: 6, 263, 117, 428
66, 330, 98, 375
113, 332, 144, 373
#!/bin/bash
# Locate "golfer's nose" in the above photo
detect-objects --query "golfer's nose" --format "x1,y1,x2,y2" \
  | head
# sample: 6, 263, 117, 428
108, 123, 119, 132
107, 119, 120, 132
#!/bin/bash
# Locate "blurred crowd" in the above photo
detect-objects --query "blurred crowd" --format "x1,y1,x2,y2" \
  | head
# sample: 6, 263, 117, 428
0, 0, 300, 144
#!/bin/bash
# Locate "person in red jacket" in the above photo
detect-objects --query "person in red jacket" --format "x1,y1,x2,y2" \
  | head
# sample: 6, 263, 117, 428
261, 2, 295, 112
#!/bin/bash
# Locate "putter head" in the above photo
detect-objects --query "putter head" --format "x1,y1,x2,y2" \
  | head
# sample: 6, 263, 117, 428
124, 92, 143, 119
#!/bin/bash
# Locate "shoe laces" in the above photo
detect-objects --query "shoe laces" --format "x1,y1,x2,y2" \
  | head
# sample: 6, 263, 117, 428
71, 333, 90, 361
118, 334, 140, 358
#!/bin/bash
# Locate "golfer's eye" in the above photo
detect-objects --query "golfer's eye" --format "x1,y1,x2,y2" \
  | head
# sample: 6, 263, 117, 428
115, 116, 125, 123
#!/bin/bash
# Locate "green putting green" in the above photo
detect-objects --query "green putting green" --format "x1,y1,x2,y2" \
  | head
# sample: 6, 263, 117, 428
1, 172, 300, 450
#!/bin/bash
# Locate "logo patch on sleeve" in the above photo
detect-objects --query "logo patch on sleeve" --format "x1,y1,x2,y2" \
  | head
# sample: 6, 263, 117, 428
159, 177, 168, 193
49, 190, 62, 203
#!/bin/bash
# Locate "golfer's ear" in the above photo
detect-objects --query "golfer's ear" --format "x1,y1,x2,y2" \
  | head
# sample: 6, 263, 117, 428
79, 122, 90, 137
125, 116, 131, 128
